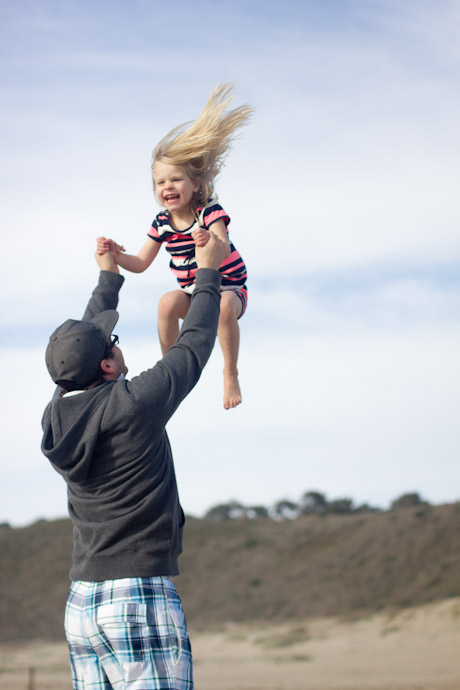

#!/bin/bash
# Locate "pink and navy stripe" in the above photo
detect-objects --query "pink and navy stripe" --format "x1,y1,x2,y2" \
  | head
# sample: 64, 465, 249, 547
147, 201, 247, 294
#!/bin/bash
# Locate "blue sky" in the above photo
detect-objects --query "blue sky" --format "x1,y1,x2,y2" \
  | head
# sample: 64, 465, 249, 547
1, 0, 459, 526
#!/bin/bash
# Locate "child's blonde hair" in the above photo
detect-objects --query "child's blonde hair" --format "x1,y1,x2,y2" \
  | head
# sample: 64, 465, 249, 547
152, 83, 253, 209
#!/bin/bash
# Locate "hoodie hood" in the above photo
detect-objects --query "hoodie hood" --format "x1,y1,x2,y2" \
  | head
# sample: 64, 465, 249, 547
41, 385, 111, 482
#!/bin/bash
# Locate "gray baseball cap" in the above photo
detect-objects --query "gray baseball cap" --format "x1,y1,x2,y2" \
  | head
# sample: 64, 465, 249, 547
45, 310, 119, 391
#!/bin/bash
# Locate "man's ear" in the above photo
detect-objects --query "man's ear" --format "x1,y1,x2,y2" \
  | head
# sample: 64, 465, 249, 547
100, 358, 114, 377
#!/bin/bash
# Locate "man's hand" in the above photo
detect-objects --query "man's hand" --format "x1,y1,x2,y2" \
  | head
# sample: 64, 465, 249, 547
96, 236, 126, 257
94, 249, 120, 274
195, 231, 230, 270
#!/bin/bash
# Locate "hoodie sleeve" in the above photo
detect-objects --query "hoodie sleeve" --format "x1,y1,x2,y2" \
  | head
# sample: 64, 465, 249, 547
125, 268, 221, 428
81, 270, 125, 322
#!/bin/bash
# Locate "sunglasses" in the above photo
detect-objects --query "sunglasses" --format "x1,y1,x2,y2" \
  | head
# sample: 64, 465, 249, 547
104, 334, 119, 358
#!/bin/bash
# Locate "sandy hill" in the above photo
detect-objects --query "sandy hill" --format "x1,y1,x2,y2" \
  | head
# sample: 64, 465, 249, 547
1, 502, 459, 642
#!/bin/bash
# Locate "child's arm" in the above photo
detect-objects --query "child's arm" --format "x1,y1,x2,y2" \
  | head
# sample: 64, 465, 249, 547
208, 219, 230, 245
115, 238, 161, 273
97, 237, 161, 274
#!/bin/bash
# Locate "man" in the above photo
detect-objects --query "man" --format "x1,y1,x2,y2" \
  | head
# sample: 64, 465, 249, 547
41, 232, 229, 690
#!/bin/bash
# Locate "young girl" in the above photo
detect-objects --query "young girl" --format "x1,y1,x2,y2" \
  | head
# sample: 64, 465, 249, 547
97, 84, 252, 409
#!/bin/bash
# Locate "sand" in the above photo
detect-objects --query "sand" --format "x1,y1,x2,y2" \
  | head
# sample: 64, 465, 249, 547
1, 598, 459, 690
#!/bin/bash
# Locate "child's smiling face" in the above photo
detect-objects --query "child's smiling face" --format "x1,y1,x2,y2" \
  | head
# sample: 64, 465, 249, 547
153, 161, 199, 216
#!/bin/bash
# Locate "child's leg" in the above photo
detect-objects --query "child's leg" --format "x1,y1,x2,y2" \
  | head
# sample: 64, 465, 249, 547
158, 290, 191, 355
218, 291, 243, 410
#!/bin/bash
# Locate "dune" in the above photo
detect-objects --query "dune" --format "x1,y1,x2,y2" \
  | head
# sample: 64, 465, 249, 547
193, 597, 460, 689
1, 597, 459, 690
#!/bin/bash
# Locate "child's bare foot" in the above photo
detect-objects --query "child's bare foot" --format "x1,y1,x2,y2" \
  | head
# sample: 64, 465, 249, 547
224, 372, 242, 410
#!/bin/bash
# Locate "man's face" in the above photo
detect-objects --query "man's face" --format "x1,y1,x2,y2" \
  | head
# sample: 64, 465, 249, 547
102, 337, 128, 381
108, 345, 128, 379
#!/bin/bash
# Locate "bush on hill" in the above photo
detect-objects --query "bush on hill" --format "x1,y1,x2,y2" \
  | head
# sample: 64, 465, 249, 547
203, 489, 424, 521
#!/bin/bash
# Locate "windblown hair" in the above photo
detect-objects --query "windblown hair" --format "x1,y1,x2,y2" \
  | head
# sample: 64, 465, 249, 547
152, 83, 253, 209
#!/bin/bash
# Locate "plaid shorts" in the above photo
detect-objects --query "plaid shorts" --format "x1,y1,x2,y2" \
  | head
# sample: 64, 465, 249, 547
65, 577, 193, 690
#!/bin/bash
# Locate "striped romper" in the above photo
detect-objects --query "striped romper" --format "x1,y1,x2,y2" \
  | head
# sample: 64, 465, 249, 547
148, 199, 248, 317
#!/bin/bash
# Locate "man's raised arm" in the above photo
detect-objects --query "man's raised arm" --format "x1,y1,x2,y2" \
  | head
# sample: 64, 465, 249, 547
79, 250, 124, 323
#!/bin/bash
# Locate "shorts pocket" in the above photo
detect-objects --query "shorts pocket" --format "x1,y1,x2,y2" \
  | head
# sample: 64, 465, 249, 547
97, 603, 149, 661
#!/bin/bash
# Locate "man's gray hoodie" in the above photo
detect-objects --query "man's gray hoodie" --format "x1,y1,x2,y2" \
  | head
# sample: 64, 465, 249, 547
41, 268, 221, 582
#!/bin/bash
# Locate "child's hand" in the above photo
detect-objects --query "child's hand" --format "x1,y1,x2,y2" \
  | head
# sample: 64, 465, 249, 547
111, 240, 126, 255
96, 237, 126, 256
192, 227, 210, 247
